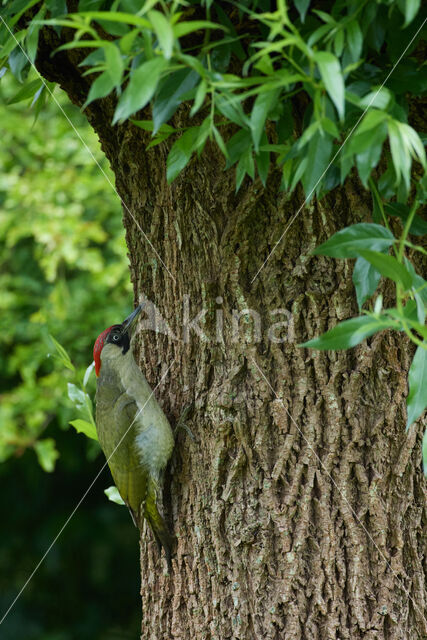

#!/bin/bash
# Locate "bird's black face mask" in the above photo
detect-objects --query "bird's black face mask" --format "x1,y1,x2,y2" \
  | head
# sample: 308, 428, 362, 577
106, 325, 130, 355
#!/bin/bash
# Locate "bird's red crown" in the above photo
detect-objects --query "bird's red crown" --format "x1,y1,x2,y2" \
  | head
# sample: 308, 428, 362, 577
93, 326, 114, 376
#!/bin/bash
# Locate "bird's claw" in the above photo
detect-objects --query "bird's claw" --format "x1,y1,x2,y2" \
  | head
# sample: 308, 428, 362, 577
174, 403, 196, 442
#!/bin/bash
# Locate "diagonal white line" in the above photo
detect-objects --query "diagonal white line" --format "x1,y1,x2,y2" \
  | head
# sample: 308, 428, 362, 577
0, 16, 176, 283
250, 357, 427, 627
0, 361, 174, 626
251, 16, 427, 284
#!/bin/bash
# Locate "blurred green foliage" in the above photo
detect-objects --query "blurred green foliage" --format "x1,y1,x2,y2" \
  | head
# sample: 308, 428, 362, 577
2, 0, 425, 200
0, 69, 132, 470
0, 72, 139, 638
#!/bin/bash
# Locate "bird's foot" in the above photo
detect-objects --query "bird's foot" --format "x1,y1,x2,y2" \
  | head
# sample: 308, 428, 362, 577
174, 403, 196, 441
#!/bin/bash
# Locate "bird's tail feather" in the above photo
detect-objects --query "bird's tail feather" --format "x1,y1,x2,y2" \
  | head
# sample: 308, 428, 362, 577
144, 479, 175, 570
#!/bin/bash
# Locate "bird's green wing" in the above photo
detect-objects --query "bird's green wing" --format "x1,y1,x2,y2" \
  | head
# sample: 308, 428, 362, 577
98, 392, 148, 521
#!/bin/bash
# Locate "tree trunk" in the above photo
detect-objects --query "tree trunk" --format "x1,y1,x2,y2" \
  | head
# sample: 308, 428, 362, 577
34, 32, 426, 640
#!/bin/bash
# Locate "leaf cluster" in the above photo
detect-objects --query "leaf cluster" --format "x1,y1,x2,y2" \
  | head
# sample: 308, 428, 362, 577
302, 206, 427, 472
0, 0, 425, 198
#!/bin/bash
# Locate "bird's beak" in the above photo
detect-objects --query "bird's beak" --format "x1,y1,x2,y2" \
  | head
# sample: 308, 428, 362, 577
121, 304, 144, 336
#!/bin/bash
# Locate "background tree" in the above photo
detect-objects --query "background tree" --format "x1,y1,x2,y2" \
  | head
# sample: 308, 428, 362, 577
1, 2, 426, 639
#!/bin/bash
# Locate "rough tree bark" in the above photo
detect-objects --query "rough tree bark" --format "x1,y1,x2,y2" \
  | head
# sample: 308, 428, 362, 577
33, 24, 426, 640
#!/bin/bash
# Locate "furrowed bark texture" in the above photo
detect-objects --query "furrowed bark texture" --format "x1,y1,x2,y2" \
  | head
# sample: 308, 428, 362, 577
34, 30, 426, 640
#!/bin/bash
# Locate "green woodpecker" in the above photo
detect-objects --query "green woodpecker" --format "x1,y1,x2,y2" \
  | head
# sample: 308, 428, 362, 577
93, 304, 175, 567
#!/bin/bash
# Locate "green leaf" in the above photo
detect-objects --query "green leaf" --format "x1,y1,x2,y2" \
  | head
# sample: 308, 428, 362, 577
69, 418, 98, 441
397, 0, 421, 27
388, 119, 411, 192
296, 120, 320, 150
146, 132, 173, 148
193, 116, 210, 154
190, 79, 207, 117
83, 71, 116, 109
1, 29, 26, 61
72, 11, 151, 29
212, 125, 228, 157
166, 127, 199, 183
83, 361, 95, 388
8, 47, 28, 82
34, 438, 59, 472
406, 345, 427, 429
414, 291, 426, 325
405, 257, 427, 294
235, 147, 254, 191
314, 51, 345, 120
104, 485, 125, 505
289, 156, 308, 192
104, 43, 124, 86
55, 39, 106, 54
402, 299, 420, 324
390, 301, 427, 337
353, 256, 382, 309
32, 84, 48, 123
119, 27, 139, 54
369, 178, 384, 224
308, 24, 334, 47
399, 122, 426, 168
48, 334, 75, 371
355, 109, 388, 135
225, 128, 252, 168
387, 59, 427, 95
313, 223, 394, 258
113, 57, 167, 124
173, 20, 226, 39
67, 382, 90, 411
340, 150, 354, 184
45, 0, 67, 17
256, 131, 269, 186
313, 10, 336, 24
211, 41, 231, 73
250, 89, 279, 152
300, 315, 396, 350
301, 129, 333, 201
3, 1, 39, 25
334, 28, 344, 57
216, 93, 250, 128
293, 0, 310, 22
358, 250, 413, 290
8, 78, 43, 105
404, 259, 427, 324
346, 113, 388, 157
417, 173, 427, 204
276, 102, 294, 142
27, 5, 45, 64
131, 119, 175, 134
384, 203, 427, 236
346, 20, 363, 62
98, 19, 129, 37
148, 9, 174, 59
359, 87, 391, 111
356, 143, 383, 187
320, 117, 339, 138
177, 53, 206, 77
152, 68, 198, 134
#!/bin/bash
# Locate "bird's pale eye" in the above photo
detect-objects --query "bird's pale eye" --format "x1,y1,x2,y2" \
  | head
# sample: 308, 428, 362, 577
112, 334, 120, 342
